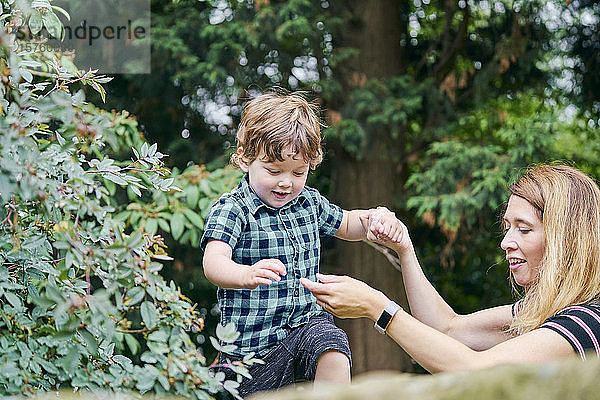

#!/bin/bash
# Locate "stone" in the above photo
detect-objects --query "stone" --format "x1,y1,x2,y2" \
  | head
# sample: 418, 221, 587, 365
250, 357, 600, 400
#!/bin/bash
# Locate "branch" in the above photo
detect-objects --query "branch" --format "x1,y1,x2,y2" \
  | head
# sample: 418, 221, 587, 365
363, 240, 402, 272
433, 1, 470, 84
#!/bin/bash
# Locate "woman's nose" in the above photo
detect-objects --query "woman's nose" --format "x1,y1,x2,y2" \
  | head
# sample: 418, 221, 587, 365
500, 230, 516, 251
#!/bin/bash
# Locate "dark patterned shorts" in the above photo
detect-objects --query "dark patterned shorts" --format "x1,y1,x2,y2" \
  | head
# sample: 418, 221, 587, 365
219, 313, 351, 398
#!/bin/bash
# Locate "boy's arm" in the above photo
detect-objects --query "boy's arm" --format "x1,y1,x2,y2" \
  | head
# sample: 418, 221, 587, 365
203, 240, 287, 289
335, 207, 404, 242
334, 209, 370, 241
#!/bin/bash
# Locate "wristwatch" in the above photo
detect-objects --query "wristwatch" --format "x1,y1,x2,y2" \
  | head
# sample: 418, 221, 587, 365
374, 301, 403, 334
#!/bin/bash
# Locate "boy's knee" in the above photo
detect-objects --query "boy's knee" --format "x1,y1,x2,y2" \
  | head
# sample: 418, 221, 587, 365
317, 350, 350, 367
315, 350, 351, 384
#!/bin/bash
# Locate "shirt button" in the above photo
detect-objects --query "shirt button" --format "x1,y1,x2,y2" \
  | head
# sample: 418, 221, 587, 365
294, 288, 299, 296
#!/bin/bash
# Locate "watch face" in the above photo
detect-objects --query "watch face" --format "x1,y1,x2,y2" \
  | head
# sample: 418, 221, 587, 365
374, 322, 386, 334
375, 301, 402, 334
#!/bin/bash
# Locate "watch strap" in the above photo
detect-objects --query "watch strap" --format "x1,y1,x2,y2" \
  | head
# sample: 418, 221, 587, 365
374, 301, 402, 334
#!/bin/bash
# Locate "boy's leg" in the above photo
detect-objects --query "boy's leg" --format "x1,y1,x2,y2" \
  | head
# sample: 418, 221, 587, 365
314, 350, 351, 384
219, 338, 297, 398
295, 313, 352, 385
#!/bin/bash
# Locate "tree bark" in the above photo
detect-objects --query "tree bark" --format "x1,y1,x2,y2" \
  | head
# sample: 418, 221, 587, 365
324, 0, 414, 375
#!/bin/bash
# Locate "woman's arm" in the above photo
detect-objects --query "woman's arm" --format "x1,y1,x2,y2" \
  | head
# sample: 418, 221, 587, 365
367, 214, 512, 350
300, 274, 574, 372
398, 246, 513, 350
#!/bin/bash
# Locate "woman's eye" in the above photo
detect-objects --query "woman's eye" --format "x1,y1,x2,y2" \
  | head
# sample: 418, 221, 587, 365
519, 229, 532, 234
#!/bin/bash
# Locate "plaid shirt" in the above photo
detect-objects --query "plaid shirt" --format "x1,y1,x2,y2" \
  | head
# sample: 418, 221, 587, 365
201, 175, 343, 357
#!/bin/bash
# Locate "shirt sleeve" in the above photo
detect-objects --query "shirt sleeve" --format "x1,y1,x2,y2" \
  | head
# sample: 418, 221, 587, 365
200, 196, 244, 251
540, 305, 600, 359
314, 190, 344, 237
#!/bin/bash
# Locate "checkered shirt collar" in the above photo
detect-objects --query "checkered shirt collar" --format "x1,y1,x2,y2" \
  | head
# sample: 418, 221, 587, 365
238, 174, 309, 215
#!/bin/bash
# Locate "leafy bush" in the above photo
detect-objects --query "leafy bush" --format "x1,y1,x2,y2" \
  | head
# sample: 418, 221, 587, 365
114, 164, 242, 249
0, 1, 257, 398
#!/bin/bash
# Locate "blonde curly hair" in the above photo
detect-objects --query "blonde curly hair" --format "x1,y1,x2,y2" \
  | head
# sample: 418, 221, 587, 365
231, 90, 323, 169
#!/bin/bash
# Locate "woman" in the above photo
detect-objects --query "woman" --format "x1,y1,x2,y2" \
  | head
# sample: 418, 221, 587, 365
301, 164, 600, 372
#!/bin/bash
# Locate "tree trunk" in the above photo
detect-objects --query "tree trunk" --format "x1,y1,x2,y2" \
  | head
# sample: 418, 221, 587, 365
328, 143, 413, 375
325, 0, 414, 375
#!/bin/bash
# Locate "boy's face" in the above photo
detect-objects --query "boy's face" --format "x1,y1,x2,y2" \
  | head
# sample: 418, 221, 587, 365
238, 145, 310, 208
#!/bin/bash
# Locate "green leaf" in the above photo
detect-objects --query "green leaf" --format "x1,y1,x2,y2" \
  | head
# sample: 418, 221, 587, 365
60, 345, 81, 374
79, 330, 98, 355
157, 218, 170, 232
90, 80, 107, 103
140, 301, 158, 329
125, 334, 140, 355
141, 142, 149, 157
209, 336, 222, 352
39, 359, 59, 374
126, 229, 144, 249
104, 172, 128, 185
148, 329, 168, 343
216, 322, 240, 343
42, 11, 63, 39
4, 292, 23, 308
157, 374, 170, 391
185, 185, 200, 208
183, 208, 204, 230
51, 5, 71, 21
170, 213, 185, 240
135, 369, 157, 392
113, 355, 133, 372
126, 286, 145, 305
144, 218, 158, 235
28, 9, 43, 35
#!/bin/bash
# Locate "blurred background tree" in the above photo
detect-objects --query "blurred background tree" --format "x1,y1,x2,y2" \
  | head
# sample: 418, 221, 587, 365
86, 0, 600, 374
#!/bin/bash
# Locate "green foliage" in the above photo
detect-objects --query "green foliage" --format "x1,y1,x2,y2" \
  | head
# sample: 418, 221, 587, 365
323, 76, 438, 161
114, 165, 242, 248
403, 92, 600, 312
0, 1, 257, 398
406, 93, 560, 233
80, 0, 600, 373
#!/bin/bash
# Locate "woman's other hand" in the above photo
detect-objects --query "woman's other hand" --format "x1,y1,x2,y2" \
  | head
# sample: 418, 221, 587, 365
300, 273, 389, 321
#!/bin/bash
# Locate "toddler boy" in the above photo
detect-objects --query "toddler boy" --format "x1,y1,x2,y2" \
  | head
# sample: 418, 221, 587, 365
201, 91, 390, 397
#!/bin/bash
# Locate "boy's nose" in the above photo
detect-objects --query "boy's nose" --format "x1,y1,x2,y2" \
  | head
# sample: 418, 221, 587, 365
278, 178, 291, 187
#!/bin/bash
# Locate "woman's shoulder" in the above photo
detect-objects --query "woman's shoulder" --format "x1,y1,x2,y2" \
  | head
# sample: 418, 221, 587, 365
541, 300, 600, 359
554, 301, 600, 317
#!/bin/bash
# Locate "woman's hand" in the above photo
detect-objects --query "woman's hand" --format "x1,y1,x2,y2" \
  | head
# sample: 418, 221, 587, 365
300, 273, 389, 321
361, 207, 414, 255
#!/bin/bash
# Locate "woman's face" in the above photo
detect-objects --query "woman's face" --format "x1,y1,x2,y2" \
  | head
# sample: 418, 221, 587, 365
500, 195, 546, 287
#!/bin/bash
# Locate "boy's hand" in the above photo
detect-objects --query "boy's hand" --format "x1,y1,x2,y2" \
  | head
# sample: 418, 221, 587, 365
361, 207, 412, 254
243, 259, 287, 289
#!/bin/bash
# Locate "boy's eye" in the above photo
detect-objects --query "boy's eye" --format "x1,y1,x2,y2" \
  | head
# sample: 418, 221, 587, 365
293, 171, 307, 177
266, 169, 280, 174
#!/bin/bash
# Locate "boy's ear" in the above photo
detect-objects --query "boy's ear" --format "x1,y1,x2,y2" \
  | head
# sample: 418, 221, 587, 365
236, 147, 250, 173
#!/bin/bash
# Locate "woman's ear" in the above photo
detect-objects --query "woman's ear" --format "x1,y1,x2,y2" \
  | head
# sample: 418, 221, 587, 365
236, 147, 250, 173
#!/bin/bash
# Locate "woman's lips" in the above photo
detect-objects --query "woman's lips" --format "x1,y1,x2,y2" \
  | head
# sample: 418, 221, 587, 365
508, 258, 526, 271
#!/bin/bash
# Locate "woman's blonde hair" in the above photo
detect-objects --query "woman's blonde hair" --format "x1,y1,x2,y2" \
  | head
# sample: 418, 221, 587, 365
509, 164, 600, 334
231, 90, 323, 169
